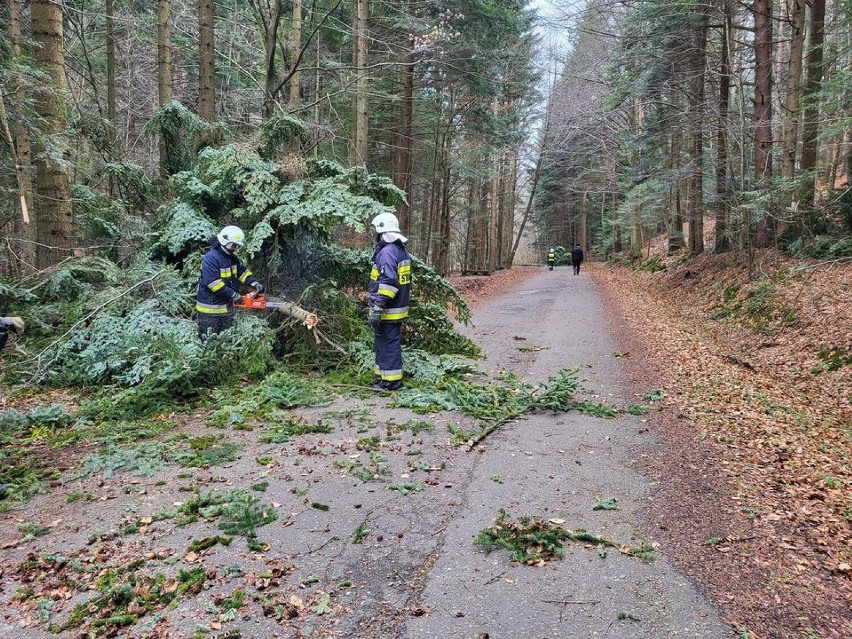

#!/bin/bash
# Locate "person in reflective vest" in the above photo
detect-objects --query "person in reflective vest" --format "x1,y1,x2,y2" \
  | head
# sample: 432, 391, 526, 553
196, 225, 263, 338
367, 212, 411, 391
547, 248, 556, 270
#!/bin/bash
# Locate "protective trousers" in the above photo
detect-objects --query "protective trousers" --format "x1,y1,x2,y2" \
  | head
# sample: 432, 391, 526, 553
197, 310, 235, 339
373, 321, 403, 390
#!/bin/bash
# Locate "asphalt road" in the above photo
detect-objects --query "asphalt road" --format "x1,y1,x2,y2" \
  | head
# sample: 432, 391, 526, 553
399, 266, 735, 639
0, 267, 736, 639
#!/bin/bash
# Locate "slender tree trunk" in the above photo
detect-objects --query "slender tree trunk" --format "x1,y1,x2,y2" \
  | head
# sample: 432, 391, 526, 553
799, 0, 825, 207
668, 91, 685, 252
397, 31, 414, 235
198, 0, 216, 121
31, 0, 74, 268
781, 0, 806, 174
158, 0, 173, 106
6, 0, 35, 275
106, 0, 116, 148
352, 0, 369, 166
688, 23, 706, 254
753, 0, 773, 183
753, 0, 773, 245
715, 0, 732, 252
290, 0, 302, 110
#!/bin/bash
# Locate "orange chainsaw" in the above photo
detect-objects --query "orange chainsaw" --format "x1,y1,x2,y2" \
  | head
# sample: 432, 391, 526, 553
234, 292, 319, 328
233, 291, 281, 310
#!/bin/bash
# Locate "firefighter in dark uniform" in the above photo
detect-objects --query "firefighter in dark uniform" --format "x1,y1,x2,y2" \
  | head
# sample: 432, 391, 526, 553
196, 225, 263, 338
367, 212, 412, 391
547, 248, 556, 270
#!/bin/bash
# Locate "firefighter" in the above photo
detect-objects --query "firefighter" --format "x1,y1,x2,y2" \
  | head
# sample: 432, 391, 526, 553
547, 248, 556, 270
367, 212, 411, 391
196, 225, 263, 338
0, 316, 25, 351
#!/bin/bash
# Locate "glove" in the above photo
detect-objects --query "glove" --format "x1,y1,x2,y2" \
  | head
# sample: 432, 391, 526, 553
230, 291, 243, 303
1, 317, 25, 334
252, 282, 264, 294
367, 308, 381, 330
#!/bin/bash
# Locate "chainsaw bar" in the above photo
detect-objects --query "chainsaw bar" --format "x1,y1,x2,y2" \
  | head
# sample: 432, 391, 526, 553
233, 293, 288, 310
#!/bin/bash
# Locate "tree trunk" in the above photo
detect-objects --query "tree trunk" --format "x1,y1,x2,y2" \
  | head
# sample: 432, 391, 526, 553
106, 0, 116, 148
777, 0, 806, 238
668, 91, 685, 252
799, 0, 825, 207
715, 1, 732, 252
289, 0, 302, 110
198, 0, 216, 121
31, 0, 74, 268
158, 0, 173, 106
352, 0, 369, 166
753, 0, 773, 184
397, 31, 414, 235
6, 0, 36, 275
688, 23, 706, 254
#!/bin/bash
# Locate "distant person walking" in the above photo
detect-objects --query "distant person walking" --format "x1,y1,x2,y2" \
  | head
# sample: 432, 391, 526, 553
547, 248, 556, 271
571, 245, 584, 275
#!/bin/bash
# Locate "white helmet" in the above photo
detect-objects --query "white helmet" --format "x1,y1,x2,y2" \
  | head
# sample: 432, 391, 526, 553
217, 225, 245, 249
370, 212, 401, 234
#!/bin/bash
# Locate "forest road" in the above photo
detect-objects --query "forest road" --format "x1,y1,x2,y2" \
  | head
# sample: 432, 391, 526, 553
0, 267, 738, 639
398, 266, 736, 639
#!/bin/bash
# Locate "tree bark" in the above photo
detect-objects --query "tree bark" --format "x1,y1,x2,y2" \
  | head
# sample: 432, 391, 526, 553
397, 30, 414, 235
106, 0, 116, 147
31, 0, 74, 268
6, 0, 36, 275
715, 1, 732, 252
687, 21, 706, 254
352, 0, 369, 166
290, 0, 302, 110
799, 0, 825, 207
198, 0, 216, 121
668, 90, 685, 252
158, 0, 173, 106
777, 0, 806, 239
753, 0, 773, 184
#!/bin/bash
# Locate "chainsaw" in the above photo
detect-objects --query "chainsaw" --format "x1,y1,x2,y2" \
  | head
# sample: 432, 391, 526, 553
233, 291, 285, 311
234, 292, 319, 328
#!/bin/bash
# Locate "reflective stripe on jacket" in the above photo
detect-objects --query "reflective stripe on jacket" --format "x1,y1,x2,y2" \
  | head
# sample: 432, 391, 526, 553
368, 240, 411, 322
196, 243, 257, 315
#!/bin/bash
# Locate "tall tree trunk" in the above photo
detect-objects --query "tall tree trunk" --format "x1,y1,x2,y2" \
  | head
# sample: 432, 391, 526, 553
397, 32, 414, 235
777, 0, 806, 239
781, 1, 805, 172
290, 0, 302, 109
668, 91, 685, 252
753, 0, 773, 183
352, 0, 368, 166
799, 0, 825, 207
106, 0, 116, 147
254, 0, 283, 118
157, 0, 173, 177
688, 22, 706, 254
158, 0, 173, 106
31, 0, 74, 268
715, 1, 732, 252
198, 0, 216, 121
753, 0, 773, 245
6, 0, 36, 275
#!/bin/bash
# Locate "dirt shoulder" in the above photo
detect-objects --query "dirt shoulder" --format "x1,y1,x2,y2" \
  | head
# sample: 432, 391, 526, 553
585, 255, 851, 639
